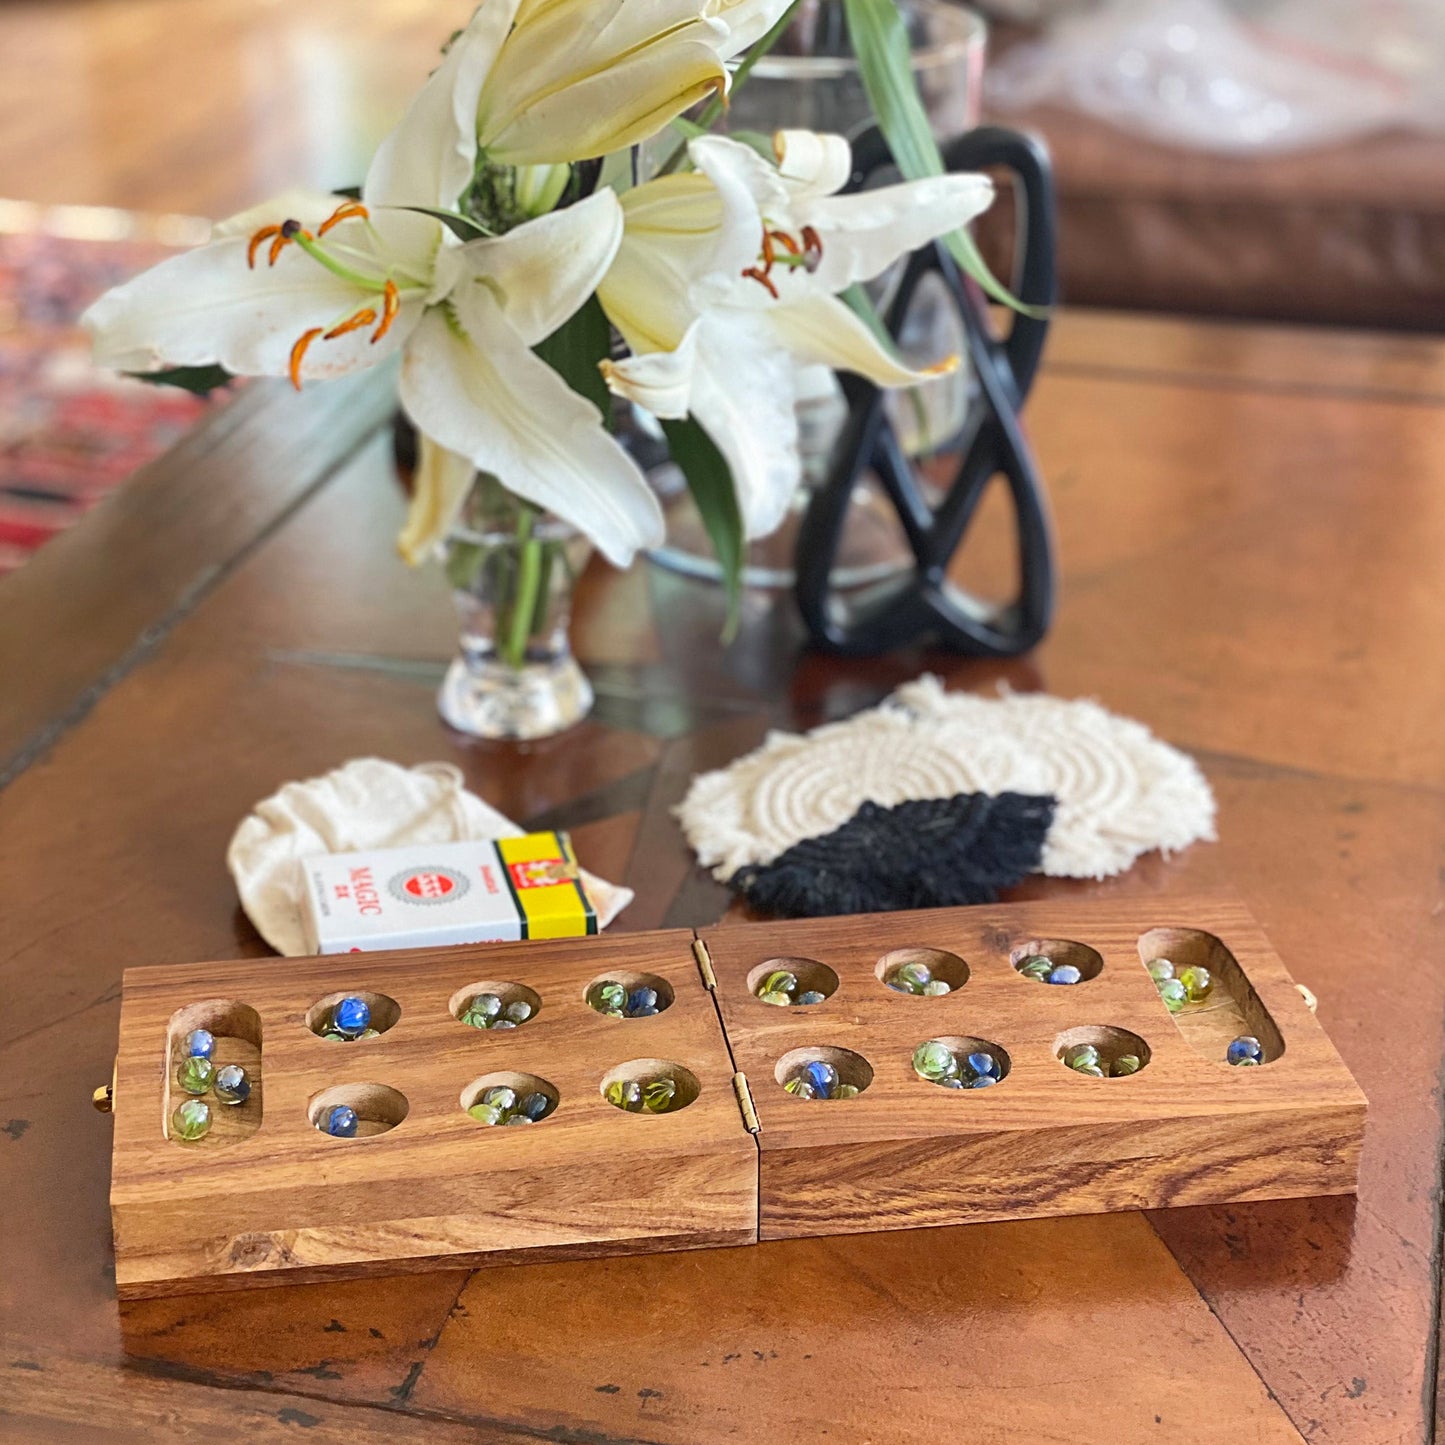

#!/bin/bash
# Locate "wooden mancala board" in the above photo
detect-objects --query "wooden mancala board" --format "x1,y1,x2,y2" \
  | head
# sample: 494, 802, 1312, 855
106, 897, 1365, 1299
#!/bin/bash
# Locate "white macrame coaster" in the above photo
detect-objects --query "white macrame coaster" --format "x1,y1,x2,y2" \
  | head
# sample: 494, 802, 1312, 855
678, 677, 1216, 882
228, 757, 633, 956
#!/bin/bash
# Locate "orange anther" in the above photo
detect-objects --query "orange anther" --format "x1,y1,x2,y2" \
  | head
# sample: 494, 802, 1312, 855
268, 232, 291, 267
801, 225, 823, 273
324, 308, 378, 341
371, 280, 401, 344
769, 228, 801, 257
318, 201, 370, 237
247, 224, 281, 270
741, 265, 779, 300
289, 328, 323, 390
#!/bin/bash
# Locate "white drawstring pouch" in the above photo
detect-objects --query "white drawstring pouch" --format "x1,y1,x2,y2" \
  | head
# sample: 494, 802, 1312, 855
228, 757, 633, 956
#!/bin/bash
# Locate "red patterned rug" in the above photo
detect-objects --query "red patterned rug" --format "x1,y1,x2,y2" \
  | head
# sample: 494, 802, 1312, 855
0, 205, 235, 577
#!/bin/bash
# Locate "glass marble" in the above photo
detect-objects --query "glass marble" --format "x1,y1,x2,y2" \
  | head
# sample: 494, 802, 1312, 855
1047, 964, 1083, 986
503, 998, 534, 1024
642, 1077, 677, 1113
519, 1091, 552, 1120
835, 1083, 860, 1099
463, 992, 503, 1027
1017, 955, 1052, 981
177, 1056, 215, 1095
171, 1097, 211, 1141
359, 1028, 380, 1039
913, 1040, 960, 1083
784, 1077, 817, 1099
333, 996, 371, 1037
892, 961, 932, 993
492, 1019, 518, 1029
1227, 1035, 1263, 1066
1157, 978, 1188, 1012
605, 1078, 645, 1111
1178, 965, 1213, 1002
801, 1060, 838, 1096
503, 1114, 533, 1125
1112, 1054, 1142, 1076
468, 1102, 503, 1125
796, 990, 827, 1006
923, 979, 952, 996
482, 1085, 518, 1112
586, 980, 627, 1016
213, 1063, 250, 1105
183, 1028, 215, 1059
1073, 1062, 1107, 1078
762, 970, 799, 998
1063, 1043, 1099, 1071
939, 1076, 966, 1088
1147, 958, 1175, 983
759, 990, 792, 1007
325, 1105, 359, 1138
967, 1073, 997, 1088
965, 1051, 1000, 1080
322, 1029, 347, 1042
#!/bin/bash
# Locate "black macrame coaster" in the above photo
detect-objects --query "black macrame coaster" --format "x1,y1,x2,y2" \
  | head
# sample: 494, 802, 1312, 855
729, 791, 1056, 919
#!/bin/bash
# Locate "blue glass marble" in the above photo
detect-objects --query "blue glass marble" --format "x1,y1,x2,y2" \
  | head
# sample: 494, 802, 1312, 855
802, 1060, 839, 1096
1227, 1035, 1264, 1066
325, 1105, 358, 1138
519, 1091, 551, 1120
627, 987, 659, 1016
967, 1073, 998, 1088
183, 1028, 215, 1059
1047, 964, 1083, 985
213, 1063, 250, 1105
796, 990, 827, 1006
965, 1051, 1000, 1080
332, 996, 371, 1037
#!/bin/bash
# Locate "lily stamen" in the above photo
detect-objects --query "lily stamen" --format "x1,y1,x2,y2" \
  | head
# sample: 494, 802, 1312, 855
318, 201, 370, 237
323, 308, 378, 340
741, 265, 779, 300
288, 327, 324, 391
372, 280, 401, 343
744, 224, 824, 296
247, 225, 281, 270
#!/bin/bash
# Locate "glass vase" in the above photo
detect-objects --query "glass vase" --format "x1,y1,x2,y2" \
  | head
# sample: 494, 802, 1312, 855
437, 482, 594, 741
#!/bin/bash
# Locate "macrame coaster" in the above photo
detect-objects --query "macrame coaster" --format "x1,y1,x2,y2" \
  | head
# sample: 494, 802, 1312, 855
678, 677, 1216, 886
731, 792, 1055, 917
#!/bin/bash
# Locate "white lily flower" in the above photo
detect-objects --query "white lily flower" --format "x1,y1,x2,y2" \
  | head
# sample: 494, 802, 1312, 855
82, 58, 665, 567
598, 132, 996, 538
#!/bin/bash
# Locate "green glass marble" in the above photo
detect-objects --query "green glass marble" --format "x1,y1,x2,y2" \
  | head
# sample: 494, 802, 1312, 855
322, 1028, 347, 1041
359, 1027, 381, 1039
1178, 965, 1213, 1002
1157, 978, 1188, 1012
1147, 958, 1175, 983
502, 1114, 533, 1125
1231, 1056, 1261, 1067
171, 1097, 211, 1141
922, 979, 952, 996
503, 998, 534, 1024
1063, 1043, 1099, 1071
176, 1055, 215, 1095
642, 1077, 678, 1113
467, 1102, 503, 1125
759, 989, 792, 1007
605, 1078, 645, 1111
481, 1085, 518, 1112
783, 1077, 816, 1099
1018, 955, 1052, 981
835, 1083, 860, 1099
761, 970, 798, 997
461, 993, 503, 1028
913, 1040, 960, 1083
892, 961, 932, 993
1074, 1062, 1107, 1078
586, 980, 627, 1016
1111, 1054, 1142, 1076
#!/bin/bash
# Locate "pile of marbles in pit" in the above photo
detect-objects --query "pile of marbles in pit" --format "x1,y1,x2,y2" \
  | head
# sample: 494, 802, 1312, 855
460, 991, 534, 1029
1146, 958, 1211, 1013
586, 979, 665, 1018
170, 1028, 251, 1142
467, 1083, 555, 1126
783, 1057, 860, 1100
1226, 1035, 1263, 1067
319, 995, 382, 1041
605, 1073, 683, 1112
912, 1039, 1003, 1089
1016, 953, 1083, 986
1062, 1041, 1141, 1078
882, 959, 952, 997
754, 968, 828, 1007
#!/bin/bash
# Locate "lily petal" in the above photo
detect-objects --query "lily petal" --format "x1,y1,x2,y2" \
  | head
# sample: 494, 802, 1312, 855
773, 130, 853, 198
364, 0, 521, 211
81, 235, 421, 380
601, 318, 702, 419
452, 190, 623, 347
767, 290, 955, 389
400, 289, 664, 568
804, 172, 995, 291
397, 433, 478, 566
707, 0, 795, 56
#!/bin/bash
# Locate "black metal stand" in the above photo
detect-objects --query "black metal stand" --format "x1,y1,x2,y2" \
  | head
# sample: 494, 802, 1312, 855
795, 126, 1058, 657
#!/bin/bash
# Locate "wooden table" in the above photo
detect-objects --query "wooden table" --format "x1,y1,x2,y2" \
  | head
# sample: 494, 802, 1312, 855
2, 310, 1441, 1444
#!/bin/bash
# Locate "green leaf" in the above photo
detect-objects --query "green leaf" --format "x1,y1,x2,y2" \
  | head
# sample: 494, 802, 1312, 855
662, 417, 744, 640
533, 295, 612, 423
125, 364, 234, 395
399, 205, 491, 241
842, 0, 1043, 316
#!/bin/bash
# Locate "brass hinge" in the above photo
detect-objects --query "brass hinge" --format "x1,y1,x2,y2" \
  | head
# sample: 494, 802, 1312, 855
732, 1071, 760, 1134
92, 1057, 117, 1114
692, 936, 717, 991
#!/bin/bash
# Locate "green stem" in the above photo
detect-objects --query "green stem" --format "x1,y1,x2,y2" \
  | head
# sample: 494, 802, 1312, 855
654, 0, 802, 177
500, 504, 542, 672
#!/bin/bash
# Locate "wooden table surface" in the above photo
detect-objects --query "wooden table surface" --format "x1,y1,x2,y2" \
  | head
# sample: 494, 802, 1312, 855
1, 309, 1442, 1444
